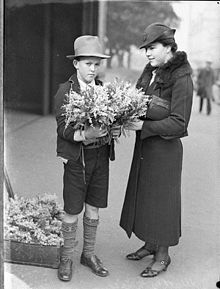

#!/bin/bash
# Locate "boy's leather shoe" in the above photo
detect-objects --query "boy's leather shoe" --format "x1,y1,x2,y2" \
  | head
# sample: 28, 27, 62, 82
80, 253, 109, 277
57, 258, 73, 281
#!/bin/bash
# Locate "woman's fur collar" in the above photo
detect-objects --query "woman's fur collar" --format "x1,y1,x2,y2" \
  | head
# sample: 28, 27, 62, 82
137, 51, 192, 90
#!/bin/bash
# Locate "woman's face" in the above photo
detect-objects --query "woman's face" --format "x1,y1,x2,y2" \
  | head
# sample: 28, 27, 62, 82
145, 42, 171, 67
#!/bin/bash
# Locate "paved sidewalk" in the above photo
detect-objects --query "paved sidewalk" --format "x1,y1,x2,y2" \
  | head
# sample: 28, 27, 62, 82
4, 96, 220, 289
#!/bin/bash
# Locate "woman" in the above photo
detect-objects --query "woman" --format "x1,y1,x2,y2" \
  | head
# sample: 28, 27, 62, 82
120, 23, 193, 277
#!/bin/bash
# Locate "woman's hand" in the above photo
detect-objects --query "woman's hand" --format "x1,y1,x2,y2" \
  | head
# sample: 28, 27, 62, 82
126, 120, 144, 131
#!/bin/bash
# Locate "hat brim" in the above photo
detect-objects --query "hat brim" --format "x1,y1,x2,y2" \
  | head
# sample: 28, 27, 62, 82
139, 42, 153, 49
66, 53, 110, 59
139, 28, 176, 49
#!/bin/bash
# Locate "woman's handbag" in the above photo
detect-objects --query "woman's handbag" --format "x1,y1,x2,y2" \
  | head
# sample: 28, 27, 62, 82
146, 95, 170, 120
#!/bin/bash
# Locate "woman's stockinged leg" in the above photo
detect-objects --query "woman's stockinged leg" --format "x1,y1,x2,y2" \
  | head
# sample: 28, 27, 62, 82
126, 241, 157, 261
154, 245, 169, 261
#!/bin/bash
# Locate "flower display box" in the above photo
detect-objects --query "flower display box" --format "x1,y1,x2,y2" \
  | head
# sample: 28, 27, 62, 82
4, 239, 61, 269
4, 194, 64, 269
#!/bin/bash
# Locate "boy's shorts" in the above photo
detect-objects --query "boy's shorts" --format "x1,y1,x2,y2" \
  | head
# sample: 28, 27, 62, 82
63, 144, 109, 215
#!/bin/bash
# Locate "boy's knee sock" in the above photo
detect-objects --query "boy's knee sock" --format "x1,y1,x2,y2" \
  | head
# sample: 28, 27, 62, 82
83, 214, 99, 257
61, 220, 78, 260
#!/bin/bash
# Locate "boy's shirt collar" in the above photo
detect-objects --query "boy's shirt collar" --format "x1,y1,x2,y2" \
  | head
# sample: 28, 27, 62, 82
78, 78, 95, 91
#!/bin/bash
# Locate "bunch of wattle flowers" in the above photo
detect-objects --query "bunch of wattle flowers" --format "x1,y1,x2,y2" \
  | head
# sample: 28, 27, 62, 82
62, 85, 115, 130
4, 194, 64, 246
104, 79, 151, 133
62, 78, 151, 136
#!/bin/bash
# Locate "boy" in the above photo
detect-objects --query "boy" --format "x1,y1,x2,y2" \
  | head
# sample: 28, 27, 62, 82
54, 35, 119, 282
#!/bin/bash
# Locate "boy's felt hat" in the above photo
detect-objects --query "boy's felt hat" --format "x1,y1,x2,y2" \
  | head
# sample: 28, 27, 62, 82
66, 35, 110, 59
140, 23, 176, 49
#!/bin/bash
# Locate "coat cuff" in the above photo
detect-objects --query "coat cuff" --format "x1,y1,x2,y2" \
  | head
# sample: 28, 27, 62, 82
140, 120, 155, 139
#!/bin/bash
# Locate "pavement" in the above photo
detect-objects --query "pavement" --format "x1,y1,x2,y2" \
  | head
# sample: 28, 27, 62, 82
3, 89, 220, 289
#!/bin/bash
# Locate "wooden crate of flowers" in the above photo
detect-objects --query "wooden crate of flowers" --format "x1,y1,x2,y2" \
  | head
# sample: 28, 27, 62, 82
4, 194, 64, 269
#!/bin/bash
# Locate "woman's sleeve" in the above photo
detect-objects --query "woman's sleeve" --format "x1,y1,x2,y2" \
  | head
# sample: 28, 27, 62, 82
140, 75, 193, 140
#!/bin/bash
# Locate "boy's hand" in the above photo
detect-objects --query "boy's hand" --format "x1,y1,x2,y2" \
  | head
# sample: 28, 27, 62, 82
84, 126, 108, 140
110, 125, 122, 139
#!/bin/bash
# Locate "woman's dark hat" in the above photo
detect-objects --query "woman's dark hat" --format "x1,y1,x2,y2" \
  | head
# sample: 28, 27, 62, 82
140, 23, 176, 49
66, 35, 110, 59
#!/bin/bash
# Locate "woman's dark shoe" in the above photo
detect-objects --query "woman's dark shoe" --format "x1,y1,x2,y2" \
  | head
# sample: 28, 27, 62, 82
126, 246, 156, 261
57, 257, 73, 281
80, 253, 109, 277
140, 255, 171, 277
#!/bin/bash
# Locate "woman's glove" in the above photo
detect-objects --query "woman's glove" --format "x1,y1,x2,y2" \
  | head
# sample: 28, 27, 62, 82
126, 120, 144, 131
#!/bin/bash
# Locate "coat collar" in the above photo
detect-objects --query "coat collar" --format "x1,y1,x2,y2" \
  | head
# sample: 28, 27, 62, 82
137, 51, 192, 90
68, 73, 103, 93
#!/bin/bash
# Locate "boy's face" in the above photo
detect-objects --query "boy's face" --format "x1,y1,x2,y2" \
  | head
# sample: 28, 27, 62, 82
73, 57, 102, 84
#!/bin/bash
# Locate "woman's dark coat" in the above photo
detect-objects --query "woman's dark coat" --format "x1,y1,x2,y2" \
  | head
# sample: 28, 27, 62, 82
120, 51, 193, 246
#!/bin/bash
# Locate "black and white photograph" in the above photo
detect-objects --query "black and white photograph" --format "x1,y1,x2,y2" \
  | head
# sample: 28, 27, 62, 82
2, 1, 220, 288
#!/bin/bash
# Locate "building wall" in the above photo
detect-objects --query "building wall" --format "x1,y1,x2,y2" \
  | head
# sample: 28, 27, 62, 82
173, 1, 220, 70
189, 1, 220, 68
4, 1, 99, 115
5, 5, 46, 113
188, 1, 220, 70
